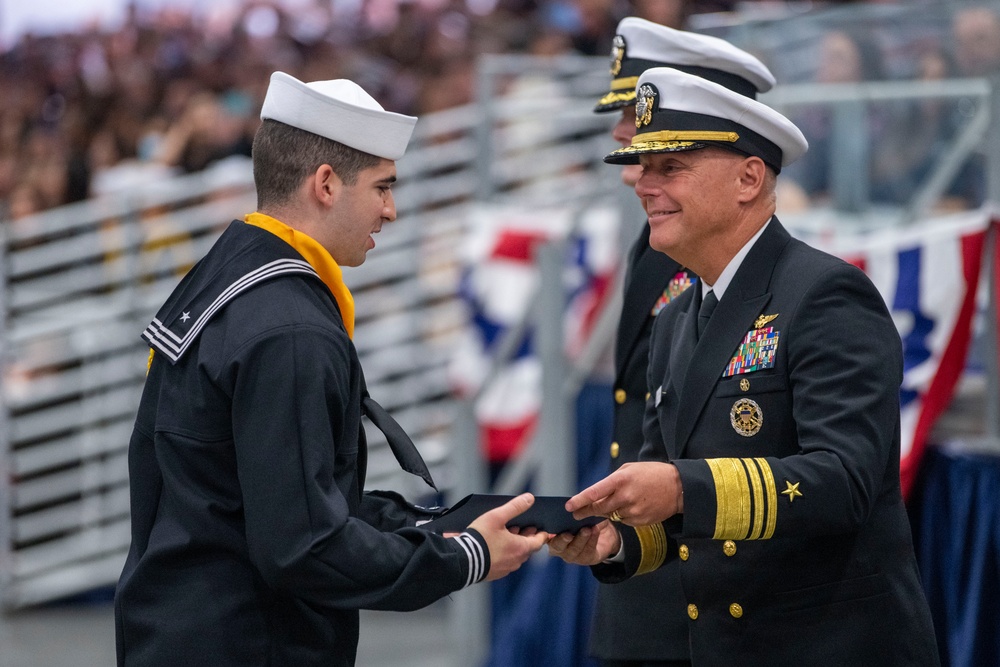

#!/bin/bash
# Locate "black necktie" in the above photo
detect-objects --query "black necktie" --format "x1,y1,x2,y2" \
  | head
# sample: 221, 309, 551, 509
360, 374, 437, 491
697, 289, 718, 339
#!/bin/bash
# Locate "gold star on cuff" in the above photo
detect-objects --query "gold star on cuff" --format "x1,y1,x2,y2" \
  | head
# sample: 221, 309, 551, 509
781, 480, 802, 503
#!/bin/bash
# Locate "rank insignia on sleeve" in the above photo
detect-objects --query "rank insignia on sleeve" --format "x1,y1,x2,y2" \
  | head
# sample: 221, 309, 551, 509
730, 398, 762, 437
651, 271, 695, 316
781, 480, 803, 503
723, 326, 780, 377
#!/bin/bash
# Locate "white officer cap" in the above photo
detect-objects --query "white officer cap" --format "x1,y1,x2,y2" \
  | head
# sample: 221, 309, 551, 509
596, 17, 776, 112
260, 71, 417, 161
605, 67, 807, 172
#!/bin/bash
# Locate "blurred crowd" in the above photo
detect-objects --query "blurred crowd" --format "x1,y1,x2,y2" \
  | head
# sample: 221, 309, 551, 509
0, 0, 723, 222
1, 0, 999, 223
777, 3, 1000, 211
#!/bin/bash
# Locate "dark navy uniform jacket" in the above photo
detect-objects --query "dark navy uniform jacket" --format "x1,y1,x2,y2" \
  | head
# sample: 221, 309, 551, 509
115, 221, 487, 667
599, 219, 939, 666
589, 222, 693, 662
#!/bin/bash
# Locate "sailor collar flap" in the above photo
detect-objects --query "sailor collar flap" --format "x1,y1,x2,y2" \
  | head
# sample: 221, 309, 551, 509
142, 222, 322, 364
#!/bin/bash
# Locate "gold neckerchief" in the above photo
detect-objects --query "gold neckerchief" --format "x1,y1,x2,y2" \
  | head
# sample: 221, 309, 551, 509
244, 212, 355, 339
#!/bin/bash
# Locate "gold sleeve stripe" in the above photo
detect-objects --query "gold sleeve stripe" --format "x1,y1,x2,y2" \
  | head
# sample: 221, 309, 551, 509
635, 524, 668, 575
610, 76, 640, 91
755, 457, 778, 539
707, 458, 751, 540
707, 457, 780, 540
742, 458, 766, 540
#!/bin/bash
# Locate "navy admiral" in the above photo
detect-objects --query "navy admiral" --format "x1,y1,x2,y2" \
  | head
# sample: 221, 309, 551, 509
590, 17, 777, 667
551, 67, 940, 666
114, 71, 549, 667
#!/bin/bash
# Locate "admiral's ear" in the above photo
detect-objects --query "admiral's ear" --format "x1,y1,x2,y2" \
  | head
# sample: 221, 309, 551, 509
736, 156, 767, 203
312, 164, 343, 208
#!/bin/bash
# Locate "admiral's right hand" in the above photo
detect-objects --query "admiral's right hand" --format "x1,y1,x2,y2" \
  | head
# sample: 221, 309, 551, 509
467, 493, 549, 581
548, 520, 621, 566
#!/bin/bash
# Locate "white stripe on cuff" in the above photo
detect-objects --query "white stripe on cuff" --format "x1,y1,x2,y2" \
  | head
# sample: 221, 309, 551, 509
452, 532, 486, 587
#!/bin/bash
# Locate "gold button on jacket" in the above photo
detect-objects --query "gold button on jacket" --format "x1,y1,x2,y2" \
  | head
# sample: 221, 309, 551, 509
723, 540, 737, 557
729, 603, 743, 619
614, 389, 627, 404
679, 544, 689, 561
687, 604, 699, 620
610, 442, 619, 458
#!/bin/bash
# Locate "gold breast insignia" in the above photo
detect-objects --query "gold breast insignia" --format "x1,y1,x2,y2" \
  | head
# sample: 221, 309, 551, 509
730, 398, 763, 437
754, 313, 779, 329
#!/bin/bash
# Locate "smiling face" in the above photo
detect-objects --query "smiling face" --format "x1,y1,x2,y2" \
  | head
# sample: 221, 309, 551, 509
611, 105, 643, 187
635, 148, 746, 273
323, 158, 398, 267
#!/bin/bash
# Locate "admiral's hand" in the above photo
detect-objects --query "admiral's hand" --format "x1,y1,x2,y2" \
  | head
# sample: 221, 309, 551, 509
468, 493, 549, 581
565, 462, 683, 526
547, 520, 621, 566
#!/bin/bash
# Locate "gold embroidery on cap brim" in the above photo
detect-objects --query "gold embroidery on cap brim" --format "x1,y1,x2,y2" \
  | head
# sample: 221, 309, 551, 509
608, 140, 701, 158
596, 90, 637, 107
610, 76, 639, 91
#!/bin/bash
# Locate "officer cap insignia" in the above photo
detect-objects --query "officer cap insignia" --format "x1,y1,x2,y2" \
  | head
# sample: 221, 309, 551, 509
610, 35, 626, 76
606, 68, 808, 173
593, 17, 776, 114
635, 83, 657, 128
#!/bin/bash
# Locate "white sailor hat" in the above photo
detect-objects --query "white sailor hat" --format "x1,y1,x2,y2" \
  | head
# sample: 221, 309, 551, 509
595, 17, 776, 112
260, 71, 417, 161
604, 67, 807, 173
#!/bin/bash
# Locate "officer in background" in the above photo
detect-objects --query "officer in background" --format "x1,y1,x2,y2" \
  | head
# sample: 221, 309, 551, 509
554, 67, 940, 666
589, 17, 776, 667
